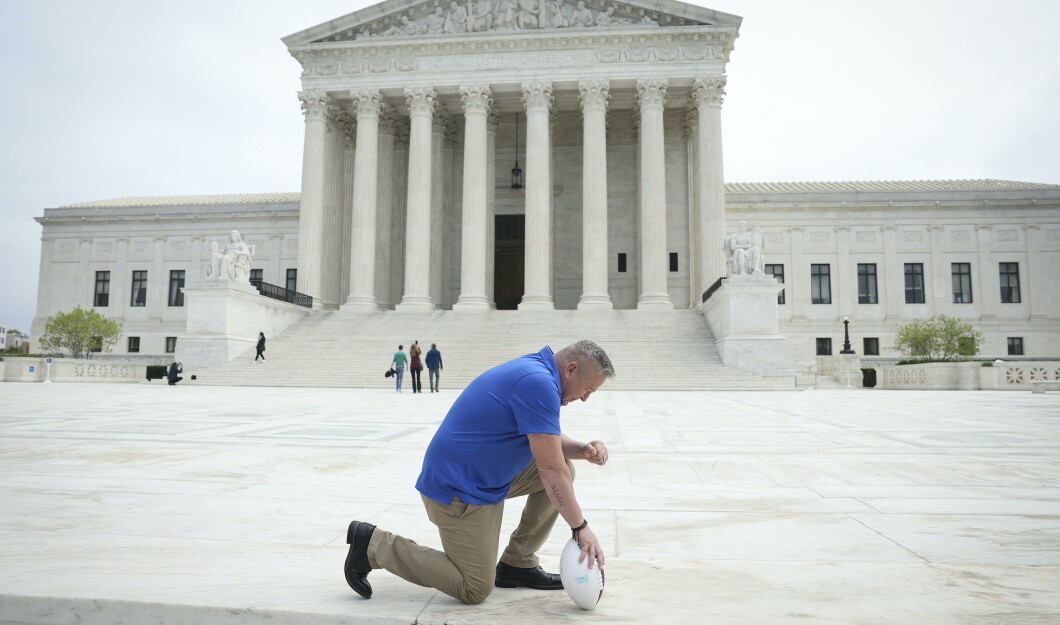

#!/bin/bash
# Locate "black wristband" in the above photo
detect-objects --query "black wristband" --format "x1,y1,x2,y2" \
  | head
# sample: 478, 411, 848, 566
571, 519, 588, 539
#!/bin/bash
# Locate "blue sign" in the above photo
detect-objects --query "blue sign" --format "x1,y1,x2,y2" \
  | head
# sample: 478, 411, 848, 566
45, 357, 53, 364
28, 366, 35, 373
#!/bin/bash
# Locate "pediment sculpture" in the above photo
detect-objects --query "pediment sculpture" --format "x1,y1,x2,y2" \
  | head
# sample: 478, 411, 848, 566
335, 0, 684, 41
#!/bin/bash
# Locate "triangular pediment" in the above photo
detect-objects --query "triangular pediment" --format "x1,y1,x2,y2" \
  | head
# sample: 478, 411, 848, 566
283, 0, 741, 47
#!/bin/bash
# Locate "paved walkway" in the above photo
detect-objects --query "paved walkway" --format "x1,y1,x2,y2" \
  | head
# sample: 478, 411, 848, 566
0, 382, 1058, 624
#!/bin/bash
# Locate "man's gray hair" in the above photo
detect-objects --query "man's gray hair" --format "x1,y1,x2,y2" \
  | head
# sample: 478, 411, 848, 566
558, 340, 615, 378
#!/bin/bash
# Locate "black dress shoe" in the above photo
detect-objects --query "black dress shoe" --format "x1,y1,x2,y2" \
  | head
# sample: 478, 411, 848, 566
345, 521, 376, 598
495, 561, 563, 590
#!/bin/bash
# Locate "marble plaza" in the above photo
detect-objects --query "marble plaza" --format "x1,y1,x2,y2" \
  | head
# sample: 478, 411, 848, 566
0, 382, 1058, 624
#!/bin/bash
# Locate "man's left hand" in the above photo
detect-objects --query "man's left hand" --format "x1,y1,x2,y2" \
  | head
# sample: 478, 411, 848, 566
582, 440, 609, 465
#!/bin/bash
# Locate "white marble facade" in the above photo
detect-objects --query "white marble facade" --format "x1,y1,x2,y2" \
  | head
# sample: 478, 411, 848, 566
284, 0, 738, 312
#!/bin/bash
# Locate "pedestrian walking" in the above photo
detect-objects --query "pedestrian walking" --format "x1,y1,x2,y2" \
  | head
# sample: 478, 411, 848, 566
255, 332, 266, 362
426, 343, 443, 392
392, 345, 408, 392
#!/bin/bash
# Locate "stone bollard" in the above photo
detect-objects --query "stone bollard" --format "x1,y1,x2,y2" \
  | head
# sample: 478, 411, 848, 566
1031, 383, 1045, 394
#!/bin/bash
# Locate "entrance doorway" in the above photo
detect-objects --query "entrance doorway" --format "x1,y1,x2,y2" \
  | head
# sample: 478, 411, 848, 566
494, 215, 525, 310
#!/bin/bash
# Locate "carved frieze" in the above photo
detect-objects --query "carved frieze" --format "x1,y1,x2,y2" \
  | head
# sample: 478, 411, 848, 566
330, 0, 675, 43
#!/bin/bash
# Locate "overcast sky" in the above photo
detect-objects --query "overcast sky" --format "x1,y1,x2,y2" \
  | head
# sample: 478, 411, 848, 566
1, 0, 1058, 336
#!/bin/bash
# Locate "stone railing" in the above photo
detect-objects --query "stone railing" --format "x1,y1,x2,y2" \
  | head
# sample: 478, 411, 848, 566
1, 357, 147, 383
876, 360, 1060, 391
981, 361, 1060, 392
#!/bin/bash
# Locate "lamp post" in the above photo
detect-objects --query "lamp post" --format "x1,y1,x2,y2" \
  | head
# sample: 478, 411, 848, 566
511, 114, 523, 189
840, 315, 855, 354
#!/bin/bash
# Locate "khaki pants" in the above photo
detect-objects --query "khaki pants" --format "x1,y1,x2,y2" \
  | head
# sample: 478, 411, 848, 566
367, 459, 575, 604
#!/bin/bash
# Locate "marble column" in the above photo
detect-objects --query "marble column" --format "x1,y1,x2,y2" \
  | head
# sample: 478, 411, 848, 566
396, 87, 436, 311
692, 76, 727, 297
374, 109, 397, 308
636, 78, 672, 309
578, 78, 613, 310
391, 120, 410, 306
430, 111, 448, 308
685, 109, 700, 306
519, 81, 555, 310
339, 117, 356, 304
320, 104, 346, 309
486, 110, 499, 307
454, 84, 493, 310
296, 90, 329, 304
344, 89, 383, 310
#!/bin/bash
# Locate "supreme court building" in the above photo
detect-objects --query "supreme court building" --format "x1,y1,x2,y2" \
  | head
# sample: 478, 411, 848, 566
30, 0, 1060, 366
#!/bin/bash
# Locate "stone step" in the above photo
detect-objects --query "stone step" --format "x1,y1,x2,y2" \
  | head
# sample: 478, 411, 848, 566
194, 309, 796, 390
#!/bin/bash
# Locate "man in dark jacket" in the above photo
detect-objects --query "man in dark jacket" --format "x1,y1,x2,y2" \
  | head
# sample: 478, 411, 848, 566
167, 361, 183, 386
425, 343, 443, 392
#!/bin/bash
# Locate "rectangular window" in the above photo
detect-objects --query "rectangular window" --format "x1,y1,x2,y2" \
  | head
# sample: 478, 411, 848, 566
951, 263, 973, 303
286, 268, 297, 292
131, 270, 148, 307
1007, 337, 1024, 356
765, 264, 785, 304
617, 253, 627, 273
999, 262, 1021, 303
857, 263, 878, 304
863, 337, 880, 356
815, 337, 833, 356
250, 268, 263, 285
94, 271, 110, 307
165, 337, 177, 353
669, 252, 679, 272
128, 336, 140, 353
904, 263, 925, 304
811, 264, 831, 304
168, 270, 185, 307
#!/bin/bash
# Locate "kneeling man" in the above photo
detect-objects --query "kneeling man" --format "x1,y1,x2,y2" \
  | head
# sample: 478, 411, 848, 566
344, 340, 613, 604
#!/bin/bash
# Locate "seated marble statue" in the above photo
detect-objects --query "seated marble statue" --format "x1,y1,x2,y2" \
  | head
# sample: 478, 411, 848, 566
723, 220, 766, 276
208, 230, 255, 282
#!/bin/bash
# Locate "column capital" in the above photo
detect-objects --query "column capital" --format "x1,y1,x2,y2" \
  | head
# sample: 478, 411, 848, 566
459, 84, 493, 115
578, 79, 610, 112
404, 86, 437, 117
521, 81, 554, 113
692, 76, 727, 108
635, 78, 668, 110
350, 89, 384, 118
487, 109, 501, 130
299, 90, 330, 121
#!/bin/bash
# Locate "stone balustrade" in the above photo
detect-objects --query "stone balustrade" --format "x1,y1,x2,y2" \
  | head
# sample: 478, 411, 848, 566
876, 360, 1060, 391
2, 357, 147, 383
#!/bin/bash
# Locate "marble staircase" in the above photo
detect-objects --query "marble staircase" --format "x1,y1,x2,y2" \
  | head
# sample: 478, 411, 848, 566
192, 309, 801, 390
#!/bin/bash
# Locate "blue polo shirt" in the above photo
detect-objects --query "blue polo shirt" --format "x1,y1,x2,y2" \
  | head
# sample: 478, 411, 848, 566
416, 346, 562, 505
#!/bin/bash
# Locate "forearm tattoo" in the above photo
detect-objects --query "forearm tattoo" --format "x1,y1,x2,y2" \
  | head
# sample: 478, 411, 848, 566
550, 483, 566, 507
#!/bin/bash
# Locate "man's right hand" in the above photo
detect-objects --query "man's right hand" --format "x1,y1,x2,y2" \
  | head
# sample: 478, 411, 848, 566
576, 524, 605, 570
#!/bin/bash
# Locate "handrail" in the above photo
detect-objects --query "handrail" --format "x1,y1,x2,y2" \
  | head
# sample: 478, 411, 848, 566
250, 280, 313, 309
701, 277, 725, 303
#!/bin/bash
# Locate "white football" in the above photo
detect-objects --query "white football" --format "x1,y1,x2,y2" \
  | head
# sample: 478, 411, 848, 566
559, 538, 604, 610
